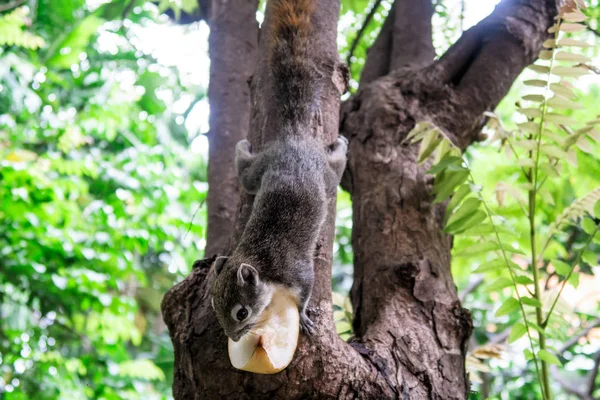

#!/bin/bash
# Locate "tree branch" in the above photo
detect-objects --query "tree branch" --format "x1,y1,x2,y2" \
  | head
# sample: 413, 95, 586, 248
550, 351, 600, 400
346, 0, 383, 68
459, 276, 485, 303
359, 3, 394, 85
0, 0, 26, 12
431, 0, 560, 147
360, 0, 435, 85
389, 0, 435, 69
559, 318, 600, 354
586, 22, 600, 38
585, 351, 600, 396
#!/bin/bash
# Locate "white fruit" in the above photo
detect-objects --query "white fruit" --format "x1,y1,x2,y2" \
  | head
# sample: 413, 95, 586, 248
227, 288, 300, 374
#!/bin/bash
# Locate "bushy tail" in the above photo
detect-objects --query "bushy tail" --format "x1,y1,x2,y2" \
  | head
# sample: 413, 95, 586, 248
270, 0, 318, 131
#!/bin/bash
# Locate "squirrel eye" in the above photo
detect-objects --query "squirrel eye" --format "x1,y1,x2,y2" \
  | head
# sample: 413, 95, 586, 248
236, 307, 249, 321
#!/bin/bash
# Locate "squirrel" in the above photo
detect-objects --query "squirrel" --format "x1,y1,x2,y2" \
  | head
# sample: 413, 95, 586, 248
210, 0, 348, 342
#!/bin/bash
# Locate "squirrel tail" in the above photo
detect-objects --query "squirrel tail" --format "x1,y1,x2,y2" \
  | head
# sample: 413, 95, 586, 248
270, 0, 318, 132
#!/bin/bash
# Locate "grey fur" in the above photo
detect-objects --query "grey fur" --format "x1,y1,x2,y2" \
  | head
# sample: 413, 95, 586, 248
211, 136, 347, 340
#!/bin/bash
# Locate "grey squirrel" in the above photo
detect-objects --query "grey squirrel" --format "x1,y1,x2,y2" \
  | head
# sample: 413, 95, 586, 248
210, 0, 348, 341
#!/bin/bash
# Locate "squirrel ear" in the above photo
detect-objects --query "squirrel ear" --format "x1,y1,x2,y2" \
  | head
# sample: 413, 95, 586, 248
237, 263, 258, 286
214, 256, 228, 275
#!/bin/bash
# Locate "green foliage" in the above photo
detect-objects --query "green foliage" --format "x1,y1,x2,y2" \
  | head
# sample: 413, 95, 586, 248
0, 1, 206, 399
407, 4, 600, 399
1, 0, 599, 399
0, 8, 45, 49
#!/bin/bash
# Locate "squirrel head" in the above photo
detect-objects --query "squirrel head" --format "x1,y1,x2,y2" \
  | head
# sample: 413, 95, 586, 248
211, 256, 273, 342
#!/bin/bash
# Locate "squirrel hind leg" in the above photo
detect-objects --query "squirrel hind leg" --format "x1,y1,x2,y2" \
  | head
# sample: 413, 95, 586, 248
295, 263, 315, 335
235, 140, 262, 194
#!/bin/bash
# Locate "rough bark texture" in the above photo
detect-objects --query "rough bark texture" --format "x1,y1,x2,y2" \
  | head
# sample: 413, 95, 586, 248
162, 0, 560, 398
205, 0, 259, 256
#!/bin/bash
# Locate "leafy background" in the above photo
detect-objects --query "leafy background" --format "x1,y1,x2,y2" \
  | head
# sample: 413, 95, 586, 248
0, 0, 598, 399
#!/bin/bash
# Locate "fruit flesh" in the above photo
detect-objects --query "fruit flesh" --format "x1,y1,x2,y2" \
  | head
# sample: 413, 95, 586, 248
227, 288, 300, 374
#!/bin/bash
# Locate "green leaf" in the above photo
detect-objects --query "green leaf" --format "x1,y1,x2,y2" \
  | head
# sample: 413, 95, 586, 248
552, 66, 588, 77
540, 145, 567, 159
557, 38, 591, 48
474, 258, 520, 273
433, 170, 469, 203
554, 52, 590, 63
528, 64, 550, 74
405, 121, 434, 144
545, 113, 574, 125
418, 130, 442, 163
446, 198, 482, 227
552, 260, 571, 276
514, 140, 538, 150
446, 184, 471, 216
538, 349, 562, 365
496, 298, 520, 317
461, 224, 495, 235
456, 242, 501, 257
47, 15, 104, 69
562, 11, 587, 23
427, 156, 463, 175
474, 259, 506, 273
514, 276, 534, 285
528, 322, 545, 334
550, 83, 577, 99
588, 128, 600, 142
137, 71, 168, 114
521, 94, 545, 103
524, 79, 547, 87
485, 277, 513, 292
519, 108, 542, 119
559, 23, 585, 33
594, 200, 600, 219
335, 320, 352, 334
569, 272, 580, 288
445, 210, 487, 235
582, 217, 597, 235
539, 189, 555, 206
548, 96, 583, 109
518, 122, 540, 134
582, 251, 596, 266
520, 297, 542, 308
542, 39, 556, 48
509, 323, 527, 343
503, 246, 526, 256
517, 159, 536, 168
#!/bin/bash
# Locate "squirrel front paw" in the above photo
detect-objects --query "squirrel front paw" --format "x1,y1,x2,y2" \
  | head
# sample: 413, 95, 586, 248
338, 135, 348, 147
299, 312, 315, 335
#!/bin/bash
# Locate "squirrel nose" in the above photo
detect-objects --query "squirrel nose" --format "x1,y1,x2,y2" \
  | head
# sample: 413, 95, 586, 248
229, 332, 242, 342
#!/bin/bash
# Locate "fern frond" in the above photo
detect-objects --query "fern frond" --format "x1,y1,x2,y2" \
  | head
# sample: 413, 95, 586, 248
548, 186, 600, 235
0, 8, 45, 50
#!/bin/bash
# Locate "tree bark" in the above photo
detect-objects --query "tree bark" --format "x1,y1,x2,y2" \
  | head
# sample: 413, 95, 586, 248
205, 0, 259, 256
162, 0, 560, 398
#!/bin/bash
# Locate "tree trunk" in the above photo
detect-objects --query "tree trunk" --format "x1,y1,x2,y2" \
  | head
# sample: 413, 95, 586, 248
161, 0, 559, 398
205, 0, 259, 256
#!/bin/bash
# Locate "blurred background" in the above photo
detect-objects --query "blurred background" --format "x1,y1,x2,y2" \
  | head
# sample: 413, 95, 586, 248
0, 0, 598, 399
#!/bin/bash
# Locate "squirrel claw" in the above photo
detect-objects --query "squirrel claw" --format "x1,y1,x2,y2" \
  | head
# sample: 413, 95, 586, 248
300, 313, 315, 335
